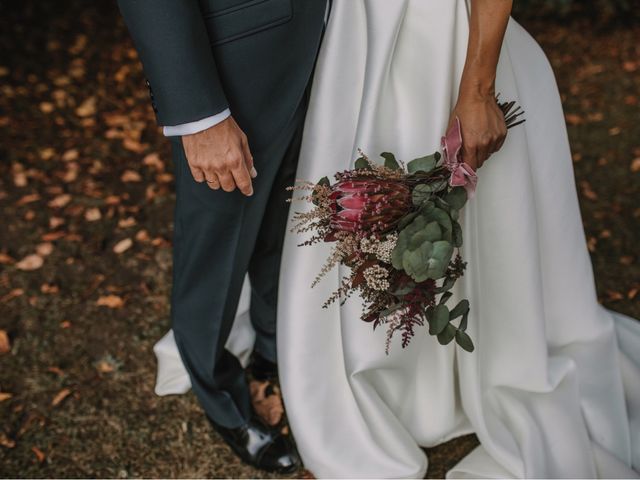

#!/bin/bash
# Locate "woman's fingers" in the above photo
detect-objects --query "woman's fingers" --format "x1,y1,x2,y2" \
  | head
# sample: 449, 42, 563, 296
462, 144, 478, 170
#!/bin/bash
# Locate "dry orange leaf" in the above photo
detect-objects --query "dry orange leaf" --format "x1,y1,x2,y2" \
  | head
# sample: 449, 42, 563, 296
631, 158, 640, 173
39, 102, 54, 114
606, 290, 625, 301
580, 181, 598, 201
121, 169, 142, 182
39, 147, 56, 160
16, 254, 44, 271
62, 149, 79, 162
42, 231, 66, 242
118, 217, 136, 228
96, 295, 124, 308
0, 392, 12, 402
565, 113, 583, 126
0, 433, 16, 449
16, 193, 40, 205
122, 138, 145, 153
32, 446, 46, 463
0, 253, 15, 264
49, 216, 65, 229
0, 330, 10, 354
96, 361, 115, 373
84, 207, 102, 222
48, 193, 72, 208
113, 238, 133, 254
51, 388, 71, 407
47, 366, 64, 376
135, 230, 150, 242
143, 153, 164, 171
13, 172, 27, 187
36, 242, 54, 257
249, 380, 284, 427
0, 288, 24, 303
75, 96, 96, 117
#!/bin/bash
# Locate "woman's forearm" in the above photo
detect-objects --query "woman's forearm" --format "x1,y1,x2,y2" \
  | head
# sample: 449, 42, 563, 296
460, 0, 513, 99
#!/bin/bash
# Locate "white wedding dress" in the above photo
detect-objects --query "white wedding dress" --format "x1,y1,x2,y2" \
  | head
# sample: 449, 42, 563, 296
153, 0, 640, 477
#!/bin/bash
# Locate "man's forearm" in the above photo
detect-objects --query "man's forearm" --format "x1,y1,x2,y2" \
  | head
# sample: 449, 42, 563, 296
117, 0, 229, 126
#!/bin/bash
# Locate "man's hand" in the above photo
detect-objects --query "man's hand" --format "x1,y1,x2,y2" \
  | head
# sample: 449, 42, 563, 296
181, 116, 257, 196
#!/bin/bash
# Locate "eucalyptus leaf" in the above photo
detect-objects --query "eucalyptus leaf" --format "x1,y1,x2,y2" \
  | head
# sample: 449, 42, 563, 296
455, 329, 475, 352
452, 221, 463, 247
432, 240, 454, 265
429, 304, 450, 335
398, 211, 419, 230
435, 275, 455, 293
317, 176, 330, 187
412, 184, 432, 206
354, 156, 369, 170
437, 323, 456, 345
439, 291, 453, 305
459, 309, 469, 331
449, 299, 470, 319
445, 187, 468, 210
381, 152, 401, 170
407, 153, 438, 174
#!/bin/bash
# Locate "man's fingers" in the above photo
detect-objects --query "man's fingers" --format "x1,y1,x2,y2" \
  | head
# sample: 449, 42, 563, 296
217, 171, 236, 192
231, 160, 254, 197
189, 165, 206, 183
241, 137, 257, 179
205, 172, 221, 190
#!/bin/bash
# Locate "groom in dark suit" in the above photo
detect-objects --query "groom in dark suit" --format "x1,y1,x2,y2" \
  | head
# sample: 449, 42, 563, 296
117, 0, 328, 472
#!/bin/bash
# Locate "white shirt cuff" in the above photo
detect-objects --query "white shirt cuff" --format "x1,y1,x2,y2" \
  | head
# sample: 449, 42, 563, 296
162, 108, 231, 137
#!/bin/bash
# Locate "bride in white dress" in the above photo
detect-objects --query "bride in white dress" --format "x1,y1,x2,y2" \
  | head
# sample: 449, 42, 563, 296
154, 0, 640, 477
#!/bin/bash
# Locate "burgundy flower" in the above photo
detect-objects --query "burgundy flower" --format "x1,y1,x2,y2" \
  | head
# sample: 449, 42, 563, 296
328, 179, 411, 234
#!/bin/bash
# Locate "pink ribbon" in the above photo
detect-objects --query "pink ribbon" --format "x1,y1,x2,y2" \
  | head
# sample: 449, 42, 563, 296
441, 116, 477, 199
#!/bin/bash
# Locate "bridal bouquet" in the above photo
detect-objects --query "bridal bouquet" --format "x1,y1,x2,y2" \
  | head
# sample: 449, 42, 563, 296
290, 99, 524, 354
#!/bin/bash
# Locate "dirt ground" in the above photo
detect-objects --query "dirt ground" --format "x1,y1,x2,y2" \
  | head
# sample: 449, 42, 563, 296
0, 1, 638, 478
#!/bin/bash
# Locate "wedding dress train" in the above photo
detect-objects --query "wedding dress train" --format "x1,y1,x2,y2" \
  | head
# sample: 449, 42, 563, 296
154, 0, 640, 477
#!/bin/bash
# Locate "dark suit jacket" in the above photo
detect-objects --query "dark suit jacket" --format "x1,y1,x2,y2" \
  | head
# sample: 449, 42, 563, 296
117, 0, 327, 151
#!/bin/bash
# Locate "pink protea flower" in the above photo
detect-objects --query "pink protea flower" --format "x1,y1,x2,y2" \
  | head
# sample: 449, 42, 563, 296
328, 179, 411, 234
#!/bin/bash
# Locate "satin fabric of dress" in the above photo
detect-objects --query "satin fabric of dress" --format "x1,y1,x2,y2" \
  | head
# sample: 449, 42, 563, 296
153, 0, 640, 477
275, 0, 640, 478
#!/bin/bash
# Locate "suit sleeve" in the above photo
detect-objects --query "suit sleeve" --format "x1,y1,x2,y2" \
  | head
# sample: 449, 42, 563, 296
117, 0, 229, 126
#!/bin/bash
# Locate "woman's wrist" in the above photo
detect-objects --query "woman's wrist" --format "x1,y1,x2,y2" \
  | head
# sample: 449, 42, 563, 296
459, 58, 498, 99
458, 71, 496, 102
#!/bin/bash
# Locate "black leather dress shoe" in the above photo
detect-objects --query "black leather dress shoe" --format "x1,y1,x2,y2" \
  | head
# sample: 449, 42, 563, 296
207, 414, 301, 473
248, 351, 279, 382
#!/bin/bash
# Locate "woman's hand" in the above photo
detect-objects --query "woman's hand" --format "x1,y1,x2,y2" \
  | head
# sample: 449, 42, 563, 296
448, 89, 507, 170
450, 0, 513, 170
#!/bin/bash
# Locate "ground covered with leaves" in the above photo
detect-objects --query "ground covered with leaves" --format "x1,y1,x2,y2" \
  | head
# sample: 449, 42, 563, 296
0, 1, 638, 478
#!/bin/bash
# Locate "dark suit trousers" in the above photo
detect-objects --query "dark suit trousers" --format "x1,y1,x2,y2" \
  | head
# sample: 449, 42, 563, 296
168, 97, 307, 428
